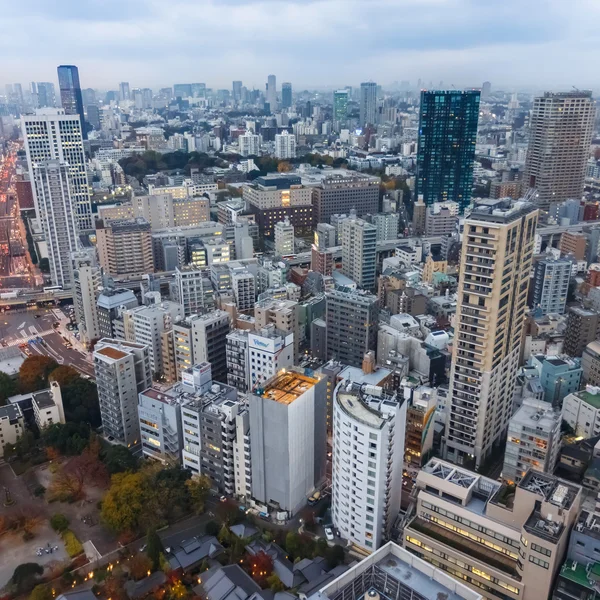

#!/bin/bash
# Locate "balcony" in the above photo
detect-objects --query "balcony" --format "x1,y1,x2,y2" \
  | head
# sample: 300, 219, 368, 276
407, 517, 520, 579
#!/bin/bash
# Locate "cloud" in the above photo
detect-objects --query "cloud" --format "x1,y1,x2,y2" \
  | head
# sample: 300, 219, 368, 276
1, 0, 599, 91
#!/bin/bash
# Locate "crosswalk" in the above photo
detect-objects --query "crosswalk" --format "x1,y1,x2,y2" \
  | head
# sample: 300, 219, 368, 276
4, 329, 53, 347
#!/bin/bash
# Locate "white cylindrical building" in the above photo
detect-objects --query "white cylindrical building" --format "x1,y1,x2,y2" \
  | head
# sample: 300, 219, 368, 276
331, 380, 406, 552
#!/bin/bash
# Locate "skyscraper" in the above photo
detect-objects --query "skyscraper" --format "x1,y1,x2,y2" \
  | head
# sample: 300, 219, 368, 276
118, 81, 130, 101
70, 250, 102, 346
22, 109, 93, 231
36, 82, 55, 108
266, 74, 277, 111
416, 90, 480, 213
524, 91, 595, 211
359, 82, 377, 127
281, 81, 292, 109
31, 161, 79, 288
340, 216, 377, 289
333, 89, 349, 131
445, 198, 538, 469
57, 65, 86, 139
232, 80, 242, 103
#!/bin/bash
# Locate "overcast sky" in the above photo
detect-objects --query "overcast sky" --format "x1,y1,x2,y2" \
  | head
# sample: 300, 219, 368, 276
2, 0, 599, 93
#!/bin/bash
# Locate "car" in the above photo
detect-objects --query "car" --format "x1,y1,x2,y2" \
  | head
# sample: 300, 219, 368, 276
324, 527, 334, 542
219, 496, 227, 503
140, 544, 147, 552
308, 491, 321, 505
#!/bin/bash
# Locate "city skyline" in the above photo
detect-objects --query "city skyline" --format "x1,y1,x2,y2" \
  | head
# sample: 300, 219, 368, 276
2, 0, 600, 91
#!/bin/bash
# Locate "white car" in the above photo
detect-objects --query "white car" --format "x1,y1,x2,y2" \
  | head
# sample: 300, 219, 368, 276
324, 526, 334, 542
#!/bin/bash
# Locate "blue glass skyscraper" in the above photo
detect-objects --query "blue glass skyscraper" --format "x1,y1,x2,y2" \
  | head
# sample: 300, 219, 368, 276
416, 90, 480, 213
57, 65, 86, 139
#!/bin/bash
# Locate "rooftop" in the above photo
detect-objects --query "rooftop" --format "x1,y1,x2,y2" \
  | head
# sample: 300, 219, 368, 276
95, 346, 128, 360
571, 388, 600, 409
0, 403, 22, 423
259, 370, 319, 405
335, 380, 400, 429
32, 390, 55, 409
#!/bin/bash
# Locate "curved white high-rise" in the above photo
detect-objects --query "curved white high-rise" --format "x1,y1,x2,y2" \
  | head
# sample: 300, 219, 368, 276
331, 380, 406, 552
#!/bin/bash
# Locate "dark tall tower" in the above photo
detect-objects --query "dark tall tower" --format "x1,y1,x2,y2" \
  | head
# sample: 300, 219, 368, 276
415, 90, 480, 213
281, 82, 292, 109
57, 65, 87, 139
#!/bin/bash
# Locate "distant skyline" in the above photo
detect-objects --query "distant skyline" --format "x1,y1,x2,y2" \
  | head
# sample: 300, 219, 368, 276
2, 0, 600, 93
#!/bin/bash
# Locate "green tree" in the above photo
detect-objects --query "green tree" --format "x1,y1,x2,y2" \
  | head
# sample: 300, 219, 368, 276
19, 356, 58, 392
49, 513, 69, 533
4, 429, 37, 460
218, 524, 231, 546
266, 574, 285, 592
101, 444, 139, 474
10, 563, 43, 593
325, 544, 345, 569
0, 371, 17, 404
185, 475, 211, 514
101, 471, 150, 533
285, 531, 302, 560
29, 584, 53, 600
60, 377, 101, 427
41, 422, 90, 455
38, 258, 50, 274
146, 528, 163, 571
205, 521, 219, 536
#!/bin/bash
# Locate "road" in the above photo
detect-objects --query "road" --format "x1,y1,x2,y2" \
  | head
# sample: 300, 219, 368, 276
0, 306, 94, 377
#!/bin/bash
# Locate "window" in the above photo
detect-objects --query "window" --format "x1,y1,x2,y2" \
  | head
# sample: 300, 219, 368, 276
531, 543, 551, 557
529, 556, 549, 569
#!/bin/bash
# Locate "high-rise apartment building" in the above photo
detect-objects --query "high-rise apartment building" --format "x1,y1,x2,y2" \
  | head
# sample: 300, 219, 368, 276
57, 65, 86, 139
266, 74, 277, 110
582, 341, 600, 386
333, 90, 349, 132
531, 257, 571, 315
94, 338, 152, 447
359, 82, 377, 127
254, 297, 301, 361
70, 250, 101, 346
404, 459, 582, 600
96, 218, 154, 277
331, 380, 406, 551
445, 199, 538, 469
30, 161, 78, 288
22, 109, 92, 230
96, 288, 138, 339
563, 307, 600, 357
524, 91, 595, 211
340, 217, 377, 289
325, 289, 379, 368
274, 131, 296, 159
274, 219, 294, 256
239, 132, 260, 157
250, 369, 326, 515
416, 90, 480, 213
173, 266, 214, 317
281, 82, 292, 109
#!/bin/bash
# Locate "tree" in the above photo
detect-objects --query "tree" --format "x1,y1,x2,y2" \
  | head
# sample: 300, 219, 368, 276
49, 513, 69, 533
38, 258, 50, 274
325, 544, 345, 569
129, 553, 153, 580
59, 377, 101, 427
0, 371, 17, 404
285, 531, 302, 560
185, 475, 211, 514
48, 365, 79, 388
248, 551, 273, 587
266, 574, 285, 592
218, 524, 231, 546
10, 563, 43, 593
29, 584, 53, 600
19, 356, 58, 392
101, 444, 139, 474
103, 574, 129, 600
3, 429, 37, 460
41, 422, 90, 455
205, 521, 219, 536
101, 471, 150, 533
146, 528, 163, 571
277, 161, 292, 173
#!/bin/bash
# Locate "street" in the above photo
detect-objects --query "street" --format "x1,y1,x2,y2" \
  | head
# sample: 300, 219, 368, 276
0, 306, 94, 377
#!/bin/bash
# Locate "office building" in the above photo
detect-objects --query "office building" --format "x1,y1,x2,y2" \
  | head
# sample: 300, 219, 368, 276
36, 82, 56, 108
310, 541, 482, 600
524, 91, 595, 210
274, 218, 294, 256
359, 82, 377, 127
119, 82, 131, 101
281, 82, 292, 109
425, 201, 460, 236
404, 384, 438, 472
250, 369, 327, 515
96, 218, 154, 277
247, 326, 294, 389
564, 307, 600, 357
582, 341, 600, 385
71, 250, 101, 346
371, 212, 399, 241
243, 174, 312, 237
326, 290, 379, 368
266, 74, 277, 110
559, 231, 587, 261
22, 109, 92, 230
57, 65, 86, 139
173, 311, 231, 383
528, 354, 582, 406
340, 217, 377, 289
255, 297, 301, 361
416, 90, 480, 213
312, 172, 380, 225
232, 80, 242, 103
29, 161, 78, 288
275, 131, 296, 159
562, 386, 600, 438
138, 386, 183, 463
239, 132, 260, 157
231, 266, 256, 312
31, 381, 65, 430
94, 339, 152, 447
173, 266, 214, 317
96, 288, 138, 339
404, 460, 581, 600
333, 90, 349, 132
331, 380, 406, 551
531, 257, 571, 315
445, 199, 538, 469
503, 398, 561, 484
226, 330, 251, 393
0, 405, 24, 459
